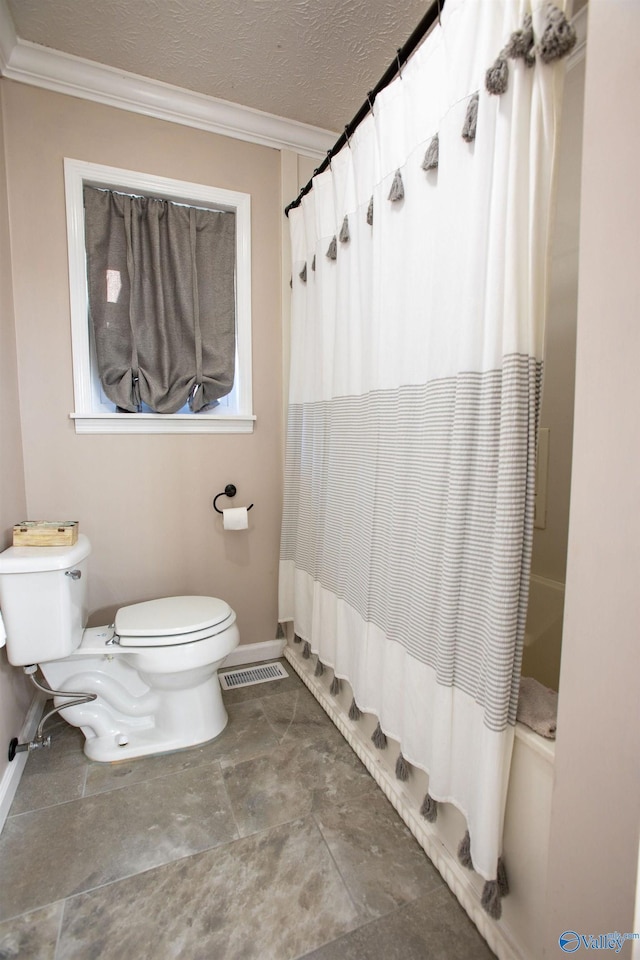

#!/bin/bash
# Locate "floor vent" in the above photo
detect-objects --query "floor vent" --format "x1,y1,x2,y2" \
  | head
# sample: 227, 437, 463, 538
219, 662, 289, 690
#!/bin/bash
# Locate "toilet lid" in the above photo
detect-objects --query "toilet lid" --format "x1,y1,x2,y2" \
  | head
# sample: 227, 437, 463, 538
115, 596, 232, 642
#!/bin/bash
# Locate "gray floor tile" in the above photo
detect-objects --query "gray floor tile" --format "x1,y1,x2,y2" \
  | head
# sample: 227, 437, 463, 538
0, 661, 496, 960
0, 763, 237, 921
35, 708, 87, 761
83, 698, 278, 797
7, 707, 90, 817
261, 688, 345, 747
56, 817, 360, 960
299, 886, 496, 960
0, 902, 63, 960
8, 755, 87, 817
312, 789, 444, 919
222, 733, 376, 837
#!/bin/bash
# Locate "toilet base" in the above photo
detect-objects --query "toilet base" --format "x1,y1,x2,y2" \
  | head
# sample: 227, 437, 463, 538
82, 709, 229, 763
41, 631, 238, 762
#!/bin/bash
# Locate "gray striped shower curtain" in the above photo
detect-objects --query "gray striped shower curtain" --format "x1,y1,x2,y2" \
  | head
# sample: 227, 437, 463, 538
280, 0, 568, 884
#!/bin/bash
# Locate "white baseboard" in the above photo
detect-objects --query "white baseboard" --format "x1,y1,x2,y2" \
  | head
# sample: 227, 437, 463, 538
222, 638, 286, 668
0, 691, 45, 834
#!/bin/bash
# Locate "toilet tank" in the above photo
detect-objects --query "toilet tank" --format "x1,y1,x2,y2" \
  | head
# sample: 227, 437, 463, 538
0, 534, 91, 666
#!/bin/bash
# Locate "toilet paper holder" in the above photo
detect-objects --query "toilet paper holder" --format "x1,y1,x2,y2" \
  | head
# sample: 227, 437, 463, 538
213, 484, 254, 515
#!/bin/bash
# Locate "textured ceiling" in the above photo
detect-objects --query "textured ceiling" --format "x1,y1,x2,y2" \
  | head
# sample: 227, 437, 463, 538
6, 0, 432, 132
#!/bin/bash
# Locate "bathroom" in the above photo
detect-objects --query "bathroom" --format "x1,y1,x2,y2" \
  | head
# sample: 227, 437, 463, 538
0, 0, 638, 957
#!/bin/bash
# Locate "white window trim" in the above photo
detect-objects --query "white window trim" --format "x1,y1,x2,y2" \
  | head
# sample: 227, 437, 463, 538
64, 157, 255, 434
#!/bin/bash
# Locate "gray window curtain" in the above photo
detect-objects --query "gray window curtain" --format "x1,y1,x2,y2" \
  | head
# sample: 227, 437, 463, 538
83, 186, 236, 414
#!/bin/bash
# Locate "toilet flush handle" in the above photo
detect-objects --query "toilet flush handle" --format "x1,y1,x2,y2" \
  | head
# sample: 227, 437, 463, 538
65, 569, 82, 580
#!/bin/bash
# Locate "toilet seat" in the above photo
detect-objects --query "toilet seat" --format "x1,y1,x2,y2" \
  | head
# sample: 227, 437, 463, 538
115, 596, 233, 647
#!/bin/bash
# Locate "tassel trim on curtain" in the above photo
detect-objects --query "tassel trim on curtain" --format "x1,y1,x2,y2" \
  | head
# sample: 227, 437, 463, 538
293, 641, 512, 919
422, 134, 440, 170
461, 93, 479, 142
298, 4, 574, 282
457, 830, 510, 919
420, 794, 438, 823
285, 1, 575, 924
486, 3, 575, 94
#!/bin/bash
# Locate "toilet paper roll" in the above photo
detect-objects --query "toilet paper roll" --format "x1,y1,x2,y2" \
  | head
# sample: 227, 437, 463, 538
222, 507, 249, 531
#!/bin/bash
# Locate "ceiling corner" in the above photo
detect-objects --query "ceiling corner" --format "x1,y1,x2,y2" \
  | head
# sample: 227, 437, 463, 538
0, 0, 17, 74
0, 13, 336, 158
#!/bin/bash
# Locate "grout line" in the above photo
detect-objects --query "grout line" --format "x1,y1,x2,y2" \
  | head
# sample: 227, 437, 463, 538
81, 750, 227, 801
218, 760, 243, 841
289, 896, 425, 960
5, 788, 90, 822
53, 898, 66, 960
39, 809, 332, 922
1, 816, 248, 927
309, 807, 363, 924
271, 689, 299, 744
80, 762, 90, 799
4, 752, 229, 832
236, 697, 280, 752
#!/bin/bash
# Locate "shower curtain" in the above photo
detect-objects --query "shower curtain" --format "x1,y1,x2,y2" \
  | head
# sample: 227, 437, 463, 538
280, 0, 571, 909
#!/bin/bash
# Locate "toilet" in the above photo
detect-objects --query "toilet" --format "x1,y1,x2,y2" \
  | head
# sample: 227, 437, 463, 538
0, 534, 239, 762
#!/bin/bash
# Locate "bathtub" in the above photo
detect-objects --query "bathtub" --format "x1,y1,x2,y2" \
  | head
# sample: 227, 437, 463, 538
284, 578, 563, 960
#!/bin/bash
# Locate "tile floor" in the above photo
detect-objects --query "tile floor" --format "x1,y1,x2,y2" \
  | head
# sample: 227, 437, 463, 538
0, 662, 496, 960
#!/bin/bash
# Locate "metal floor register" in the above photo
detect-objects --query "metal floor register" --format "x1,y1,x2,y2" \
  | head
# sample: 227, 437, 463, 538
219, 662, 289, 690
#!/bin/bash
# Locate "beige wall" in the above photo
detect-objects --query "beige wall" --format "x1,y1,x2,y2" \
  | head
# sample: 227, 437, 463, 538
531, 56, 584, 586
1, 80, 283, 645
0, 88, 32, 792
523, 55, 585, 691
544, 0, 640, 949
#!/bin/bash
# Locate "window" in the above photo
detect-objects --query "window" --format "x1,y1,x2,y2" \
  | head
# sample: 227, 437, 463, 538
64, 158, 254, 434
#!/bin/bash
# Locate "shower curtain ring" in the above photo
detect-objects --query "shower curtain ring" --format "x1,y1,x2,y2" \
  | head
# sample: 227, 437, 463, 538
396, 49, 403, 78
344, 126, 351, 148
367, 90, 375, 114
326, 150, 333, 167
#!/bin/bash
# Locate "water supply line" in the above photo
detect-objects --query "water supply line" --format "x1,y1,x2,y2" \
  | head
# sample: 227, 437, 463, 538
7, 665, 97, 761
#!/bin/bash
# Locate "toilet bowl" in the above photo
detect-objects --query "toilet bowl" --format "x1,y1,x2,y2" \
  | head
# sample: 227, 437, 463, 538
0, 535, 239, 762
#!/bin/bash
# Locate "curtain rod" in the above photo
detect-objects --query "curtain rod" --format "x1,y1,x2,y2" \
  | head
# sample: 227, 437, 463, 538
285, 0, 445, 217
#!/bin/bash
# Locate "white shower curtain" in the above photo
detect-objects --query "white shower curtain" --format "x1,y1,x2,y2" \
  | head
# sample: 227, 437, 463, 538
280, 0, 569, 897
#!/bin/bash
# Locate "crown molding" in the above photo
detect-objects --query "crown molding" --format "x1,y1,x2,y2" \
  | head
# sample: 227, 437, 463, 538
0, 1, 585, 155
0, 9, 335, 158
0, 0, 16, 74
